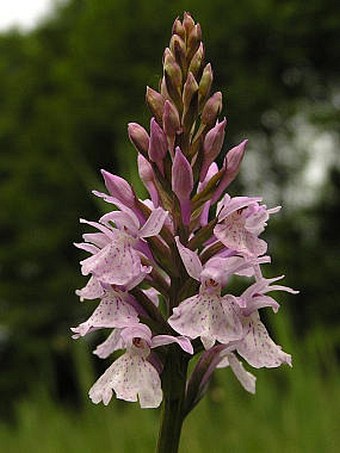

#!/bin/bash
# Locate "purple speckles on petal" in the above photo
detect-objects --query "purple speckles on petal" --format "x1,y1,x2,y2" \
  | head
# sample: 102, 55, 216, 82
71, 290, 139, 337
237, 312, 292, 368
89, 349, 163, 408
168, 293, 243, 350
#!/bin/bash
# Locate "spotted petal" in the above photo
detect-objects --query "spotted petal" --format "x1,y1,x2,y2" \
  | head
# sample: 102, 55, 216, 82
237, 312, 292, 368
168, 293, 243, 350
71, 290, 139, 337
217, 195, 262, 221
76, 276, 105, 301
80, 234, 149, 286
214, 215, 267, 257
89, 353, 163, 408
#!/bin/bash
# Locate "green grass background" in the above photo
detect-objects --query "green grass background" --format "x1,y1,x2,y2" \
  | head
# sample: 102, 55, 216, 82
0, 312, 338, 453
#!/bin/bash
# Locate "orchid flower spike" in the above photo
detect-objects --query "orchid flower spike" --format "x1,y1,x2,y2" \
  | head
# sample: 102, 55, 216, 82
72, 14, 297, 451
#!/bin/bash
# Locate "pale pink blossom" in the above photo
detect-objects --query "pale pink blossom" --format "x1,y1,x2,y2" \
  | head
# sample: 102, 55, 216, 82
168, 238, 253, 349
77, 206, 167, 288
89, 324, 193, 408
214, 194, 281, 257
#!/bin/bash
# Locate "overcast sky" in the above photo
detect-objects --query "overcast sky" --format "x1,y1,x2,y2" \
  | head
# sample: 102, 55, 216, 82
0, 0, 55, 31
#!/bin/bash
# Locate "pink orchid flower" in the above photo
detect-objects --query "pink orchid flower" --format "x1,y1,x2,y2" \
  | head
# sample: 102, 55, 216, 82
76, 205, 168, 288
214, 194, 281, 257
168, 237, 261, 349
89, 324, 193, 408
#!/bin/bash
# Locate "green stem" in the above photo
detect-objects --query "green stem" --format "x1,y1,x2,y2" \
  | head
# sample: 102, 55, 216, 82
156, 349, 189, 453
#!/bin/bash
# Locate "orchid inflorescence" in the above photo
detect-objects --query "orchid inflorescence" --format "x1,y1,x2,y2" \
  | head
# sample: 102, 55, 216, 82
72, 12, 297, 418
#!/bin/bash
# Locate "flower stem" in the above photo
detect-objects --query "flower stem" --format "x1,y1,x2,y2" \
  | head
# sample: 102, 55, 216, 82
156, 349, 189, 453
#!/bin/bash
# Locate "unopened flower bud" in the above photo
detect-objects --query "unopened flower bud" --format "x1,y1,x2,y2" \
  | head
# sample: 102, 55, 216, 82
211, 139, 248, 203
183, 12, 195, 36
172, 147, 194, 197
199, 63, 213, 109
160, 76, 169, 99
201, 91, 222, 127
200, 118, 227, 181
172, 17, 186, 40
148, 118, 168, 175
164, 52, 183, 103
172, 146, 194, 225
225, 139, 247, 179
101, 170, 136, 208
163, 47, 175, 65
182, 72, 199, 130
199, 162, 219, 190
138, 154, 154, 182
137, 154, 159, 207
146, 87, 165, 125
163, 100, 181, 153
170, 34, 186, 69
186, 24, 202, 62
188, 42, 205, 79
183, 72, 199, 111
128, 122, 150, 156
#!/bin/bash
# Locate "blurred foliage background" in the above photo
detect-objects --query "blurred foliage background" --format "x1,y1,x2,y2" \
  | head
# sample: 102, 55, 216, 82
0, 0, 339, 451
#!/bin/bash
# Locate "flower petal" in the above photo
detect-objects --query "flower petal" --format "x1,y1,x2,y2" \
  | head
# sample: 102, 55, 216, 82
71, 291, 139, 337
79, 218, 116, 239
151, 335, 193, 354
217, 195, 262, 221
76, 276, 105, 301
237, 312, 292, 368
168, 293, 243, 349
82, 232, 111, 249
226, 352, 256, 394
175, 237, 202, 281
89, 353, 163, 408
120, 324, 152, 347
214, 216, 267, 257
100, 210, 140, 235
241, 294, 280, 315
80, 236, 148, 286
141, 287, 160, 307
93, 329, 124, 358
138, 207, 168, 238
74, 242, 99, 255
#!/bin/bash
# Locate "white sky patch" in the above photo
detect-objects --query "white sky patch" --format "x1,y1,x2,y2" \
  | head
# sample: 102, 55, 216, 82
240, 112, 339, 210
301, 132, 336, 187
0, 1, 55, 31
284, 115, 339, 208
